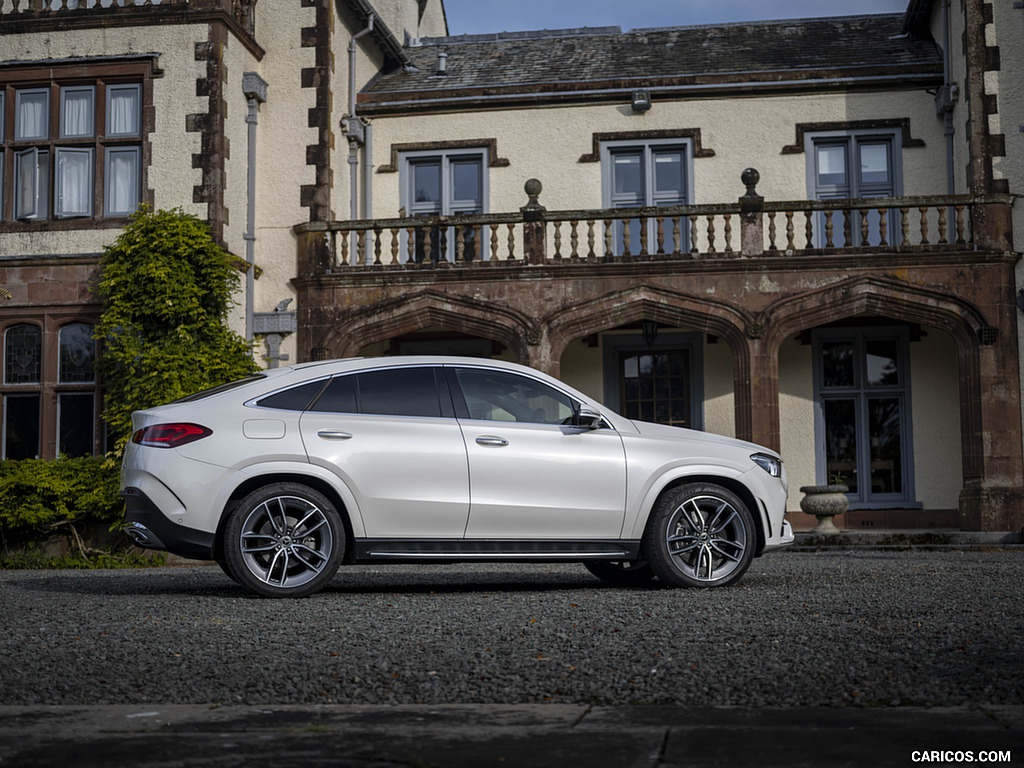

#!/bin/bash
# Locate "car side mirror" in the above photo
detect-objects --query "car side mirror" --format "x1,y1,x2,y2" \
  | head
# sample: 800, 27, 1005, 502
576, 407, 604, 430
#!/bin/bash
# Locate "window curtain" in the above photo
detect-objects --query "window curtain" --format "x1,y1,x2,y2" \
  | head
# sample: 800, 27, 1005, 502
106, 149, 139, 215
57, 149, 92, 217
108, 87, 140, 136
17, 92, 47, 140
62, 89, 93, 138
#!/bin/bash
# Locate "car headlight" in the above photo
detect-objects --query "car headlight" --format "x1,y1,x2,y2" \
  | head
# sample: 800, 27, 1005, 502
751, 453, 782, 477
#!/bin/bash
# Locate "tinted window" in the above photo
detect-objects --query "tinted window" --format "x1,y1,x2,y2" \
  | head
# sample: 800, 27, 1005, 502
454, 368, 574, 425
309, 375, 358, 414
258, 380, 327, 411
358, 367, 440, 418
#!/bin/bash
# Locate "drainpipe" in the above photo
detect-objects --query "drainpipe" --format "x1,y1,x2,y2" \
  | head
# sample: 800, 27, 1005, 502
346, 14, 374, 221
941, 0, 957, 196
241, 72, 268, 342
364, 121, 373, 219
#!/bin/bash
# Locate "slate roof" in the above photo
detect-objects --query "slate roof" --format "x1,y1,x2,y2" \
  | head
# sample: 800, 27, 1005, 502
361, 14, 942, 107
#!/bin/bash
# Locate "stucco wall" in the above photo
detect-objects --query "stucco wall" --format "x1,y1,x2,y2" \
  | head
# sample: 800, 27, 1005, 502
366, 88, 949, 215
778, 336, 815, 511
910, 327, 962, 510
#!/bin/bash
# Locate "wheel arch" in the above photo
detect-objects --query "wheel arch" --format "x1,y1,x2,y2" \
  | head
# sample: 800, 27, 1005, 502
638, 474, 768, 557
214, 472, 358, 564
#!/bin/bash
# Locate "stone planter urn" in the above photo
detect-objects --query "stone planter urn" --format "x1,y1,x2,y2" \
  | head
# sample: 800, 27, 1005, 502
799, 485, 849, 535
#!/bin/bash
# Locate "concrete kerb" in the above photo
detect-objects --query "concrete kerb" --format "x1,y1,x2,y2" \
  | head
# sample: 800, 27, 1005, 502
1, 704, 1022, 768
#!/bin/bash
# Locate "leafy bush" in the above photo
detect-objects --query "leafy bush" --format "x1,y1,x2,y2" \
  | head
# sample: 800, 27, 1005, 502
0, 456, 122, 537
95, 206, 258, 455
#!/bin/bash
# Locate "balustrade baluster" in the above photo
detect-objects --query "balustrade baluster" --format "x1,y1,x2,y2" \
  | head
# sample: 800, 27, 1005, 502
639, 216, 649, 256
859, 210, 869, 246
586, 220, 595, 260
373, 229, 382, 265
803, 212, 812, 251
507, 224, 515, 262
472, 225, 482, 262
955, 206, 966, 245
878, 208, 888, 247
767, 212, 777, 251
552, 221, 562, 260
724, 214, 733, 253
490, 226, 499, 263
785, 211, 795, 252
900, 208, 910, 246
656, 216, 665, 254
672, 217, 682, 255
707, 216, 716, 254
622, 218, 632, 257
824, 210, 834, 248
918, 207, 929, 245
689, 215, 699, 254
390, 229, 399, 265
842, 210, 852, 248
455, 226, 465, 263
338, 231, 349, 267
406, 227, 416, 263
568, 220, 579, 260
422, 229, 432, 264
603, 220, 613, 261
937, 206, 948, 244
355, 231, 366, 266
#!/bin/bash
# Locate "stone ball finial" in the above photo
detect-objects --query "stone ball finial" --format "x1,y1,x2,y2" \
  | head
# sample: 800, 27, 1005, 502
741, 168, 760, 191
524, 178, 542, 198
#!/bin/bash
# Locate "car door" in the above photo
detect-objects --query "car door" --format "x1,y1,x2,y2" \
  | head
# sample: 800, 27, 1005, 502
449, 366, 627, 539
298, 365, 470, 538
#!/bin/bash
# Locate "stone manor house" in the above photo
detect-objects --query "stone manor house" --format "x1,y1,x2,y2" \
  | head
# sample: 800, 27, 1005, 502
0, 0, 1022, 532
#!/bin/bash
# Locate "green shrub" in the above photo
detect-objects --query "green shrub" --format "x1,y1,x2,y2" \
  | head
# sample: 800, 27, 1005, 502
0, 456, 123, 538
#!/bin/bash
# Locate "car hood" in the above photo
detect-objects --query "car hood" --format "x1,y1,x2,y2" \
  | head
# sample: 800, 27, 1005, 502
628, 419, 778, 458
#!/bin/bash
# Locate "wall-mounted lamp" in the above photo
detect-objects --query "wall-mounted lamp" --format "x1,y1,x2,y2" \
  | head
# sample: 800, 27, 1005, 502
641, 319, 659, 347
631, 89, 652, 113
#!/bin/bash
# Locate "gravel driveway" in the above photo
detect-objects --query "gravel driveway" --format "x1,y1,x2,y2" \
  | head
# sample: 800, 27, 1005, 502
1, 550, 1021, 708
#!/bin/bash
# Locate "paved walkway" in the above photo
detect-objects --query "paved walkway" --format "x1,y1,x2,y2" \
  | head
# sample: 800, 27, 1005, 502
1, 704, 1021, 767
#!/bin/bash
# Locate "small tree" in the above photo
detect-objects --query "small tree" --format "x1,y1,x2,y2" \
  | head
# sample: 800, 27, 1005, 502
96, 207, 259, 454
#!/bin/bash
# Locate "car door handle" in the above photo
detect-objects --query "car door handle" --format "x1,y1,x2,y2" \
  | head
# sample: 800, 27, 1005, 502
317, 429, 353, 440
475, 435, 508, 447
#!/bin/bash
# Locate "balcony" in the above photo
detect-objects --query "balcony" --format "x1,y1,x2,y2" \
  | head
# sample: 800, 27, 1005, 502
295, 174, 1012, 274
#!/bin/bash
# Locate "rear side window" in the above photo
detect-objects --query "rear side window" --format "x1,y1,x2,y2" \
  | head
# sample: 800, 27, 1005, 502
256, 380, 327, 411
357, 368, 441, 417
310, 375, 357, 413
309, 367, 443, 418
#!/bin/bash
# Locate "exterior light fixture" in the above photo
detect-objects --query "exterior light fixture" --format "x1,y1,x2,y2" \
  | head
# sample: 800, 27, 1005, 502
631, 89, 652, 113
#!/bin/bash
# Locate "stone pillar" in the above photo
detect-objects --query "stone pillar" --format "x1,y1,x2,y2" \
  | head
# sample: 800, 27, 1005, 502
739, 168, 765, 258
734, 329, 781, 453
520, 179, 547, 265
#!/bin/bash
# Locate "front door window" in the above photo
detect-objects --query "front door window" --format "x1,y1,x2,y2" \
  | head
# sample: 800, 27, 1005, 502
618, 350, 691, 427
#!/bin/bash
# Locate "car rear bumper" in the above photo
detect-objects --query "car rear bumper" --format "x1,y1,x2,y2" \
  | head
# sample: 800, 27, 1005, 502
122, 486, 215, 560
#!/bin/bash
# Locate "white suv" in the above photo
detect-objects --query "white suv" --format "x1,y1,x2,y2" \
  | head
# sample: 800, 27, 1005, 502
121, 357, 793, 597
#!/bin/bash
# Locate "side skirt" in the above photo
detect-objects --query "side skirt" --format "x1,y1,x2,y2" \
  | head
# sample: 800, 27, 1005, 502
352, 539, 642, 565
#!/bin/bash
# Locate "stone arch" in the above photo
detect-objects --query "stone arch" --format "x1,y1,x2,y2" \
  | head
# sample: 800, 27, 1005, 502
319, 289, 540, 362
546, 284, 755, 366
757, 274, 993, 489
544, 285, 758, 438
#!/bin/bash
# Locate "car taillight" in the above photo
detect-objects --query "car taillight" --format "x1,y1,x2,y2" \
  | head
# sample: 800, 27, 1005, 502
132, 423, 212, 449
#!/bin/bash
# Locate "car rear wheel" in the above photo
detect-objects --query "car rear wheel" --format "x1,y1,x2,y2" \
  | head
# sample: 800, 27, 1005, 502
583, 559, 656, 586
643, 483, 755, 588
223, 483, 344, 598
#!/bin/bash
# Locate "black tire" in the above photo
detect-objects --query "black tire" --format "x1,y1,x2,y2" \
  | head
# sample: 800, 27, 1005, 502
643, 483, 756, 588
215, 559, 238, 583
583, 560, 656, 586
223, 482, 344, 598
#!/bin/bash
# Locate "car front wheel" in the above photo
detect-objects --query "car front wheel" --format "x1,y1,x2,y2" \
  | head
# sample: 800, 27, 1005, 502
643, 483, 755, 588
223, 483, 344, 598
